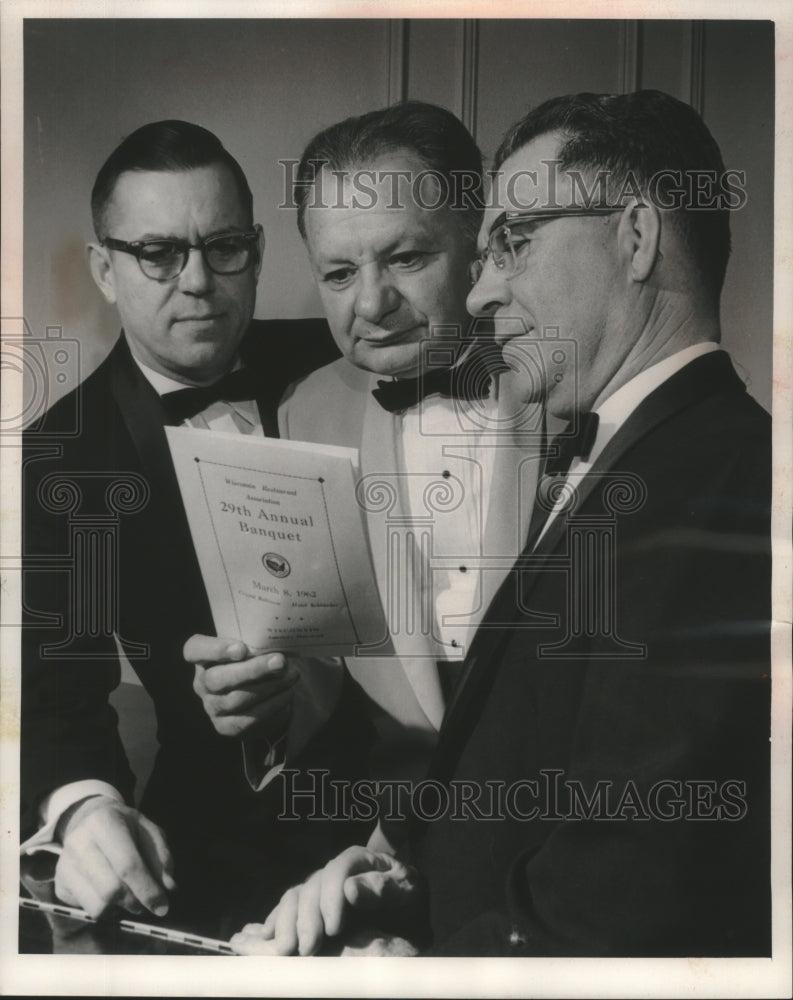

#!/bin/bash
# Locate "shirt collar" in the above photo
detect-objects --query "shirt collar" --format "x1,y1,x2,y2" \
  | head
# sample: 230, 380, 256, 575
581, 342, 722, 469
132, 355, 243, 397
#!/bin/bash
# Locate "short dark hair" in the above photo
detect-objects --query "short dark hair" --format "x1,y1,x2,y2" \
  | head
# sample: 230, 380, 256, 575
495, 90, 732, 297
295, 100, 484, 244
91, 120, 253, 238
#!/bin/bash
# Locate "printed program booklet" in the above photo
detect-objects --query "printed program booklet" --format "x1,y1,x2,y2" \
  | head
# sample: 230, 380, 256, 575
166, 427, 388, 656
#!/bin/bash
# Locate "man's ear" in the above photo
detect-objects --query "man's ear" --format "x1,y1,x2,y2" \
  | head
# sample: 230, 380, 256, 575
87, 242, 118, 304
253, 223, 265, 281
617, 199, 662, 283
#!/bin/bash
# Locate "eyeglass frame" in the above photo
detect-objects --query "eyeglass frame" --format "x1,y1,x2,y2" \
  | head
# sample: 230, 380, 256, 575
101, 225, 264, 281
469, 207, 631, 286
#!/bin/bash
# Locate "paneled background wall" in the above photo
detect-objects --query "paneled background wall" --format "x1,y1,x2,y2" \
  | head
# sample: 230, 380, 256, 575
24, 18, 774, 408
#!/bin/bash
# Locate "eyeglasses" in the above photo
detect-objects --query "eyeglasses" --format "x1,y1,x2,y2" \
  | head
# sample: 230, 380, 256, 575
101, 227, 263, 281
469, 208, 624, 285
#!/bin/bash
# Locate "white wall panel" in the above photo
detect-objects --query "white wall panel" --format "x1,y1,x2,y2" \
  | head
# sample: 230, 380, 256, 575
23, 17, 774, 407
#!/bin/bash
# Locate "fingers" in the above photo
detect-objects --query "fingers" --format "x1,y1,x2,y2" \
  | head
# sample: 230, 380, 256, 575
260, 907, 278, 939
90, 814, 170, 916
56, 803, 173, 919
228, 850, 419, 959
344, 869, 394, 909
344, 855, 419, 912
183, 634, 248, 665
188, 639, 300, 741
184, 634, 291, 688
230, 924, 280, 955
320, 846, 382, 936
195, 681, 296, 739
258, 875, 324, 956
55, 844, 142, 918
201, 657, 296, 696
192, 650, 299, 740
340, 931, 419, 957
294, 874, 327, 955
272, 886, 301, 955
344, 859, 387, 908
249, 847, 388, 956
193, 668, 297, 711
136, 814, 177, 893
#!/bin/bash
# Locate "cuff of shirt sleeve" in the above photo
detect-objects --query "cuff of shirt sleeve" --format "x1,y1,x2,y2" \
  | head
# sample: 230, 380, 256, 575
240, 655, 345, 792
366, 820, 399, 856
20, 780, 124, 857
241, 736, 287, 792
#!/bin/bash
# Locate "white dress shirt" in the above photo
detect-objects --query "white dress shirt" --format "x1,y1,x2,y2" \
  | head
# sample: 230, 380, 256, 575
399, 391, 499, 653
138, 359, 264, 437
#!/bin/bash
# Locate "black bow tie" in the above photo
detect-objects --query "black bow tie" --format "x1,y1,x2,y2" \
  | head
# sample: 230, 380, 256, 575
161, 367, 259, 423
371, 341, 507, 413
526, 411, 600, 545
543, 411, 600, 478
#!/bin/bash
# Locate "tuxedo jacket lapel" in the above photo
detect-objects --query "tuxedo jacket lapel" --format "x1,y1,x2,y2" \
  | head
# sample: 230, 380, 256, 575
253, 394, 279, 438
108, 335, 181, 492
358, 379, 445, 729
239, 337, 280, 438
108, 335, 211, 619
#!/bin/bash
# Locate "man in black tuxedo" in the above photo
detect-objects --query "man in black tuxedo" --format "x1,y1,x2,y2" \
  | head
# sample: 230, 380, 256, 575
233, 91, 772, 957
20, 120, 346, 934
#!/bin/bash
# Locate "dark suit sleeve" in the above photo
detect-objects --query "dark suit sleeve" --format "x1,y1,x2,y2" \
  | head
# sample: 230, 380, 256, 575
423, 432, 771, 956
20, 401, 136, 839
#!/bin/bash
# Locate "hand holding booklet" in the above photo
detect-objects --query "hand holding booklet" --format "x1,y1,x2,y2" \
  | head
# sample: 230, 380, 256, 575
166, 427, 388, 656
